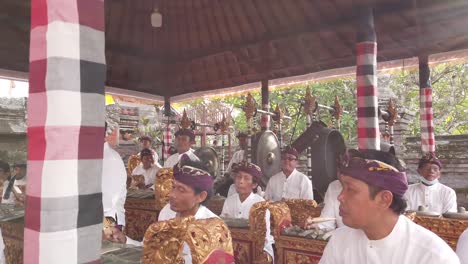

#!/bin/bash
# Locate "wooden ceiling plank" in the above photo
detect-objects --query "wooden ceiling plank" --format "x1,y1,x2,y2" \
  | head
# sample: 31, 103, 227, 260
240, 0, 268, 38
187, 0, 201, 56
252, 0, 279, 36
211, 0, 233, 45
218, 0, 243, 44
172, 1, 184, 59
194, 0, 212, 51
297, 0, 321, 27
278, 0, 308, 31
201, 0, 221, 49
268, 0, 296, 34
142, 0, 154, 55
227, 0, 255, 42
130, 0, 142, 52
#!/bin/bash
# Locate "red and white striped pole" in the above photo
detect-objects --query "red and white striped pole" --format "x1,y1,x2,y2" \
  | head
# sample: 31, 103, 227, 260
419, 55, 436, 153
356, 7, 380, 151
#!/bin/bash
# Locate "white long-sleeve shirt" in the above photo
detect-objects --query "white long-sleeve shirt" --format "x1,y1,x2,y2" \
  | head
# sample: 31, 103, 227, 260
131, 164, 159, 186
404, 182, 457, 214
318, 180, 344, 230
1, 177, 27, 205
226, 149, 244, 173
102, 142, 127, 226
320, 215, 460, 264
264, 169, 313, 201
163, 149, 199, 168
158, 204, 219, 264
221, 192, 274, 258
457, 229, 468, 264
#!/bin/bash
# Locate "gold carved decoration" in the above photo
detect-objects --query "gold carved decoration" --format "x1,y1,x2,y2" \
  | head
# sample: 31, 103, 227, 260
244, 93, 256, 121
304, 87, 316, 116
272, 104, 284, 124
249, 201, 292, 263
186, 217, 234, 264
333, 96, 343, 122
180, 109, 191, 129
387, 98, 398, 126
283, 199, 319, 227
142, 217, 191, 264
154, 168, 174, 211
143, 217, 234, 264
127, 154, 141, 176
413, 215, 468, 249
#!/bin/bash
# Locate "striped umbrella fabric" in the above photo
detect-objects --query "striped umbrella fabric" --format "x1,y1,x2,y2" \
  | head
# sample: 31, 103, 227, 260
25, 0, 106, 263
419, 56, 436, 153
356, 7, 380, 151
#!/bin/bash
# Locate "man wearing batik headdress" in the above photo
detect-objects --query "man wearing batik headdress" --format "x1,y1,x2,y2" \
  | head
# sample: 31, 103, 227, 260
404, 152, 457, 214
264, 146, 313, 201
319, 158, 459, 264
158, 156, 217, 263
163, 128, 199, 168
221, 161, 274, 260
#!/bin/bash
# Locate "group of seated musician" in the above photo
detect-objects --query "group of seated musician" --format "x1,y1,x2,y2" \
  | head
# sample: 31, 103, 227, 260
101, 121, 468, 263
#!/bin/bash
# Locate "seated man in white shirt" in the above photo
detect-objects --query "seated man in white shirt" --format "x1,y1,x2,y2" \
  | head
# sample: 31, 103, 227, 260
2, 161, 27, 205
221, 161, 274, 260
157, 156, 218, 263
405, 153, 457, 214
319, 158, 459, 264
312, 149, 406, 230
225, 132, 247, 174
265, 146, 313, 201
131, 148, 160, 189
138, 135, 161, 167
101, 130, 128, 243
163, 128, 199, 168
457, 229, 468, 264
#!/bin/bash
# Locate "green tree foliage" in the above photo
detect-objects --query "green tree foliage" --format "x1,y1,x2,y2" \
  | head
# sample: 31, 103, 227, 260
178, 62, 468, 143
389, 62, 468, 135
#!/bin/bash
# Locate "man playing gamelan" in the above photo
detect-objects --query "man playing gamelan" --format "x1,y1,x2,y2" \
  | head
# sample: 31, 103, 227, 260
312, 149, 405, 230
221, 161, 274, 260
163, 128, 199, 168
319, 158, 459, 264
158, 156, 218, 263
131, 148, 160, 189
265, 146, 313, 201
225, 132, 247, 173
137, 135, 161, 167
404, 152, 457, 214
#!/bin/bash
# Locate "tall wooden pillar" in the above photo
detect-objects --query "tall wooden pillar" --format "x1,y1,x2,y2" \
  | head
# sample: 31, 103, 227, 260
356, 7, 380, 151
419, 55, 435, 153
261, 80, 270, 131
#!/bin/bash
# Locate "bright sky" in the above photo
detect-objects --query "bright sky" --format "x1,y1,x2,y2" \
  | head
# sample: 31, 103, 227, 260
0, 78, 29, 98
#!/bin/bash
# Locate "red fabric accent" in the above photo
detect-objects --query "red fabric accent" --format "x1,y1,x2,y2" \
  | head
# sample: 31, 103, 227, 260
78, 126, 105, 159
25, 196, 42, 232
29, 60, 48, 93
356, 85, 377, 96
356, 42, 376, 55
77, 0, 105, 31
31, 0, 48, 27
27, 127, 47, 161
203, 249, 234, 264
358, 127, 378, 138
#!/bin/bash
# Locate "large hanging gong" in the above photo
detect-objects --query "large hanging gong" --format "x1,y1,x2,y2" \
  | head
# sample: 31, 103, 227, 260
194, 147, 220, 178
292, 121, 346, 194
255, 130, 282, 182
